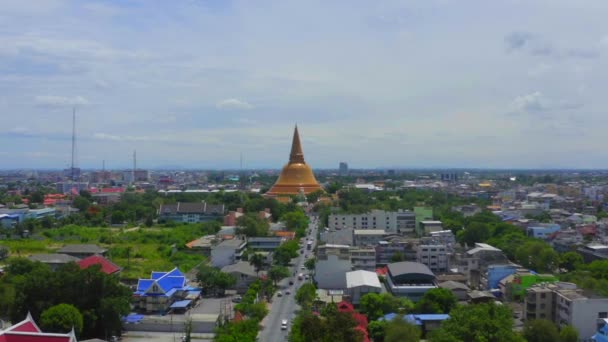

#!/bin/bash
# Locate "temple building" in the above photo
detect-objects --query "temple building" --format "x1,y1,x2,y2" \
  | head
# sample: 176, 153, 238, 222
265, 125, 322, 199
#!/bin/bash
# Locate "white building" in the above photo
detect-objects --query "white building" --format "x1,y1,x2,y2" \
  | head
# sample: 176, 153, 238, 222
417, 244, 449, 273
329, 209, 416, 234
419, 221, 443, 235
346, 270, 382, 304
210, 238, 247, 268
525, 282, 608, 340
353, 229, 387, 247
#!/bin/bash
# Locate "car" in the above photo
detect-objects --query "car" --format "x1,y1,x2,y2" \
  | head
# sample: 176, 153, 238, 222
305, 275, 310, 280
289, 280, 294, 285
286, 289, 291, 295
298, 273, 303, 280
281, 319, 288, 330
300, 265, 305, 270
305, 254, 309, 258
231, 295, 242, 303
277, 291, 283, 297
300, 250, 304, 254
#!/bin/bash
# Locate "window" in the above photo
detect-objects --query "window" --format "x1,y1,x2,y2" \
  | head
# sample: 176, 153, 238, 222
599, 312, 608, 319
541, 293, 546, 299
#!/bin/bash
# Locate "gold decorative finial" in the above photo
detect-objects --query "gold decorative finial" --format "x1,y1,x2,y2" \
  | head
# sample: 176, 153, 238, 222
289, 124, 305, 164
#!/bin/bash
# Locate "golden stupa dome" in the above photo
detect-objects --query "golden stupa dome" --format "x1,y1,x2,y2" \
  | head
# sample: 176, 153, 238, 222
265, 125, 322, 197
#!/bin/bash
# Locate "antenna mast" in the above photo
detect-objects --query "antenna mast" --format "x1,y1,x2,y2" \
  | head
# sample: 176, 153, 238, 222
71, 108, 76, 182
132, 150, 136, 185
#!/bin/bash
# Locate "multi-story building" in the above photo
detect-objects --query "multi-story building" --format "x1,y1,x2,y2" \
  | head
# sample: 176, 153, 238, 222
350, 248, 376, 271
527, 223, 561, 239
375, 238, 418, 265
211, 238, 247, 268
158, 202, 225, 223
416, 244, 449, 273
419, 221, 443, 235
339, 162, 349, 176
386, 261, 438, 301
329, 209, 416, 234
524, 282, 608, 340
317, 244, 351, 261
353, 229, 387, 247
247, 237, 285, 251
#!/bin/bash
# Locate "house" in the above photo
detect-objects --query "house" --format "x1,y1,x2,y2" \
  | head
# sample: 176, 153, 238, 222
133, 268, 189, 313
28, 253, 79, 271
185, 235, 217, 257
468, 290, 496, 304
385, 261, 437, 301
221, 261, 261, 294
438, 281, 469, 301
158, 202, 224, 223
57, 244, 107, 259
211, 238, 247, 268
0, 312, 77, 342
77, 255, 121, 275
345, 270, 382, 304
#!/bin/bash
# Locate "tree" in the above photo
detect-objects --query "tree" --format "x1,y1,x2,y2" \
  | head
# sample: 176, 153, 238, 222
215, 272, 237, 296
559, 252, 583, 272
237, 214, 270, 237
559, 325, 579, 342
515, 240, 559, 273
29, 191, 44, 204
430, 303, 524, 342
249, 253, 265, 276
523, 319, 560, 342
273, 248, 293, 266
391, 251, 405, 263
385, 316, 421, 342
196, 264, 236, 296
268, 265, 290, 286
359, 293, 413, 321
304, 258, 316, 272
458, 222, 491, 247
367, 320, 388, 342
41, 304, 84, 337
295, 283, 316, 309
72, 196, 91, 212
0, 246, 7, 260
414, 288, 457, 314
282, 211, 309, 231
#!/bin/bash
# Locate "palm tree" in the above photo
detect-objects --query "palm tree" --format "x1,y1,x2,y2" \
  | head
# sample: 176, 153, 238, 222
249, 253, 265, 276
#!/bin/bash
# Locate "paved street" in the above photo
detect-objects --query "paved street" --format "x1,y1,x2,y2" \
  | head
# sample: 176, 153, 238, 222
258, 216, 318, 342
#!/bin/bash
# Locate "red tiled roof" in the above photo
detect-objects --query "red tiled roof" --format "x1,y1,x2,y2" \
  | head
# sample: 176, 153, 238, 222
78, 255, 121, 275
100, 187, 125, 193
0, 313, 74, 342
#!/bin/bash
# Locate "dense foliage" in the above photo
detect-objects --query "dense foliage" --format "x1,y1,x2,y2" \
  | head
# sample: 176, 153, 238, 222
0, 258, 131, 339
40, 303, 84, 337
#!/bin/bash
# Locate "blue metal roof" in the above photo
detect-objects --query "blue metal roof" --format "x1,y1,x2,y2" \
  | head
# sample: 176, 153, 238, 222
382, 313, 450, 325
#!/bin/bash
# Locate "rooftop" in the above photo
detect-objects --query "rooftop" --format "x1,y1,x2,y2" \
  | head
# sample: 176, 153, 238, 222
353, 229, 387, 235
388, 261, 434, 278
57, 244, 106, 254
346, 270, 382, 289
28, 253, 79, 264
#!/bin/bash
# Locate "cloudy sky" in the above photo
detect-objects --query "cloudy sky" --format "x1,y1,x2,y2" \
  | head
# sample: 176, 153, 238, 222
1, 0, 608, 169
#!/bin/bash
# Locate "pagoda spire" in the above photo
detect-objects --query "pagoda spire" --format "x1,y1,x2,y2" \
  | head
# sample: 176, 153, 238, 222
289, 124, 305, 164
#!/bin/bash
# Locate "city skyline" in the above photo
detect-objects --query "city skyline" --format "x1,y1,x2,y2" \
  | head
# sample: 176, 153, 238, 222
2, 1, 608, 169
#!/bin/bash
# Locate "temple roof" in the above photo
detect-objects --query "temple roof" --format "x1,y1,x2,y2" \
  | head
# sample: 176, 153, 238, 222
289, 125, 305, 164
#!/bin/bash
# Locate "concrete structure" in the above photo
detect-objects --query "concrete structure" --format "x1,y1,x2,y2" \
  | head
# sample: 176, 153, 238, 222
524, 282, 608, 340
345, 270, 382, 304
339, 162, 348, 176
350, 247, 377, 271
317, 244, 351, 261
55, 181, 88, 194
416, 244, 449, 273
386, 261, 437, 301
501, 273, 558, 300
457, 243, 509, 287
329, 209, 416, 234
247, 236, 284, 251
419, 221, 443, 235
353, 229, 387, 247
486, 264, 519, 290
577, 244, 608, 263
211, 238, 247, 268
158, 202, 225, 223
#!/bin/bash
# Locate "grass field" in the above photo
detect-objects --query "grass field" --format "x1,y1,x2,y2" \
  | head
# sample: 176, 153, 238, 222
0, 223, 213, 280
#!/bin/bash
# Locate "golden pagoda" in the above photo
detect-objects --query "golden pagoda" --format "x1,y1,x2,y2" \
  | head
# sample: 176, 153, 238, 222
265, 125, 322, 198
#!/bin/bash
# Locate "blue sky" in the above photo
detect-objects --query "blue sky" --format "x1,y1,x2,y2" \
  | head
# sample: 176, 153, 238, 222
1, 0, 608, 169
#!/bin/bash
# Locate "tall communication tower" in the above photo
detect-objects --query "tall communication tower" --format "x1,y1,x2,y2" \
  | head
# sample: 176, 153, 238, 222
132, 150, 137, 185
70, 108, 77, 182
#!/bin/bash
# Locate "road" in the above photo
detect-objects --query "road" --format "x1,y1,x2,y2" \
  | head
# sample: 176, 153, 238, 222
258, 215, 318, 342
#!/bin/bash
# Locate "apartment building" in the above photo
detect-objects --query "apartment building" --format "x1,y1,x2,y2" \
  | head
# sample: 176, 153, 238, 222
375, 238, 418, 265
317, 244, 351, 261
416, 244, 449, 273
524, 282, 608, 340
350, 248, 377, 271
211, 238, 247, 268
329, 209, 416, 234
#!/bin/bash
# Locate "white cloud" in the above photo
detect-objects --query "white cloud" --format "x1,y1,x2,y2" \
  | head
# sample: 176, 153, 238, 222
511, 91, 545, 112
35, 95, 89, 107
216, 98, 254, 110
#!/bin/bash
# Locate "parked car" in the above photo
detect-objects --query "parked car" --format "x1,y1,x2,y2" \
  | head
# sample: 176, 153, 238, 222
289, 279, 294, 285
286, 289, 291, 295
232, 295, 242, 303
277, 291, 283, 297
281, 319, 288, 330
